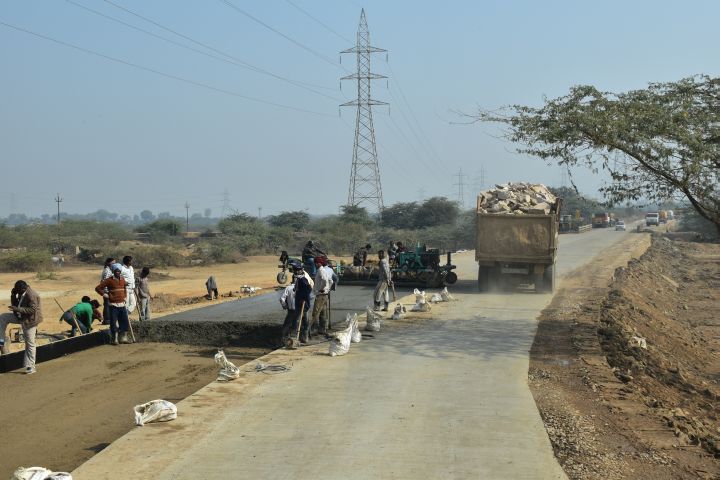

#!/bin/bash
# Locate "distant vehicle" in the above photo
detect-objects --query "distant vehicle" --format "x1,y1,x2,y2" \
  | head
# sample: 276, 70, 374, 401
646, 213, 660, 226
592, 212, 611, 228
667, 210, 674, 221
615, 221, 626, 231
659, 210, 668, 223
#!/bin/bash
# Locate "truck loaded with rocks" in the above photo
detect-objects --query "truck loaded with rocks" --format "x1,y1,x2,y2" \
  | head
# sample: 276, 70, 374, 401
475, 182, 561, 293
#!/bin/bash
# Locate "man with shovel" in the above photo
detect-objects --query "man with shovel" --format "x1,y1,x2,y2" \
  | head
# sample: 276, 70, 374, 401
95, 265, 131, 345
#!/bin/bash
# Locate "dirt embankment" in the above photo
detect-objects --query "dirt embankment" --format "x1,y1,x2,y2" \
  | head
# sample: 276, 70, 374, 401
0, 343, 269, 478
530, 236, 720, 479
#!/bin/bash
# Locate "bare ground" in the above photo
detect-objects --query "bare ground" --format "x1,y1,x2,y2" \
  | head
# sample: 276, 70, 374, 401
0, 343, 269, 478
530, 235, 720, 479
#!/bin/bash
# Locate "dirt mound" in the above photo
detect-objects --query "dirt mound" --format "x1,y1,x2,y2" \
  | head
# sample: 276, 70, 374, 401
530, 235, 720, 479
598, 237, 720, 458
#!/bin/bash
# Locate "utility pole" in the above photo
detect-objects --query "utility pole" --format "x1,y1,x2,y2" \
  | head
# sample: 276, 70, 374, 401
453, 169, 467, 209
220, 189, 230, 219
341, 9, 387, 214
184, 202, 190, 233
54, 193, 62, 225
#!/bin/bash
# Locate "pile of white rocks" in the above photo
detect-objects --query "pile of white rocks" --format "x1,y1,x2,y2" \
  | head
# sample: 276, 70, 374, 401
477, 182, 557, 215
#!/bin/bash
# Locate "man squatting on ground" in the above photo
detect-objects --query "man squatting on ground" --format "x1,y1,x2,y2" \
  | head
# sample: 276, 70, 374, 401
60, 296, 102, 336
311, 256, 334, 336
0, 280, 43, 374
95, 265, 131, 345
136, 267, 151, 321
120, 255, 136, 316
374, 250, 393, 311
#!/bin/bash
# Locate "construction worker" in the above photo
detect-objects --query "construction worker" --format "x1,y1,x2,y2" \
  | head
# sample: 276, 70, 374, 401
374, 250, 393, 311
59, 296, 97, 336
294, 264, 314, 344
0, 280, 43, 374
278, 264, 298, 346
136, 267, 151, 321
301, 240, 325, 276
353, 244, 372, 267
311, 256, 334, 336
95, 265, 131, 345
206, 276, 219, 300
120, 256, 137, 315
100, 257, 115, 324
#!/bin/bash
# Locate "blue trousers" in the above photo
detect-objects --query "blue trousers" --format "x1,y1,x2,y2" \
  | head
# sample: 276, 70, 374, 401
109, 305, 129, 334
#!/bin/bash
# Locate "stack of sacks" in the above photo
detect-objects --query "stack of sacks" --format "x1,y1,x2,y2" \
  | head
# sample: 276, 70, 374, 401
477, 182, 556, 215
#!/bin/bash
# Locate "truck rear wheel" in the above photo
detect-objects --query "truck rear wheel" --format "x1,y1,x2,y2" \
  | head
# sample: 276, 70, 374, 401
478, 266, 490, 292
543, 265, 555, 293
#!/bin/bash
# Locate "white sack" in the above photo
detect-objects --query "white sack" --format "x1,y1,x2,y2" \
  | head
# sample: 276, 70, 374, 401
391, 303, 406, 320
214, 350, 240, 381
134, 399, 177, 426
346, 313, 361, 343
13, 468, 72, 480
365, 307, 382, 332
411, 289, 431, 312
440, 287, 454, 302
329, 322, 353, 357
430, 293, 443, 303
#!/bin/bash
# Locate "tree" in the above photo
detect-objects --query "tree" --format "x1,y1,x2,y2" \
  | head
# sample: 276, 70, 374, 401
267, 210, 310, 231
204, 208, 212, 218
339, 205, 374, 227
140, 210, 155, 222
475, 75, 720, 235
414, 197, 459, 228
380, 202, 419, 229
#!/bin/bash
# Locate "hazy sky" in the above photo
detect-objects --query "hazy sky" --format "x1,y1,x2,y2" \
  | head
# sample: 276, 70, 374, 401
2, 1, 718, 218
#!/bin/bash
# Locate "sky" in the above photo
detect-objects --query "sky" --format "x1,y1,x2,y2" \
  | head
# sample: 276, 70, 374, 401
1, 0, 718, 218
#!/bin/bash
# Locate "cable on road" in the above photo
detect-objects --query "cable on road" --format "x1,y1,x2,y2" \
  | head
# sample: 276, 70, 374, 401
253, 362, 291, 374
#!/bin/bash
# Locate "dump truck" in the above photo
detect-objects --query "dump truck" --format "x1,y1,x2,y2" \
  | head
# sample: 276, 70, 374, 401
476, 196, 562, 293
592, 212, 611, 228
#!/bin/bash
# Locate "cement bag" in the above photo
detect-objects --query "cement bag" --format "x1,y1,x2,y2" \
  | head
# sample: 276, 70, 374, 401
134, 399, 177, 426
440, 287, 454, 301
391, 303, 406, 320
13, 468, 72, 480
346, 313, 361, 343
214, 350, 240, 381
329, 322, 352, 357
430, 293, 443, 303
365, 307, 382, 332
411, 289, 431, 312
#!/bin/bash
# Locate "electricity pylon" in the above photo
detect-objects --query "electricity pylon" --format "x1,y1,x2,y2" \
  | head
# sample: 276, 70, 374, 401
341, 9, 387, 213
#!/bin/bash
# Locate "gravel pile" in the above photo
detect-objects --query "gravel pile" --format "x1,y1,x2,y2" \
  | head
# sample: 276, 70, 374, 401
477, 182, 557, 215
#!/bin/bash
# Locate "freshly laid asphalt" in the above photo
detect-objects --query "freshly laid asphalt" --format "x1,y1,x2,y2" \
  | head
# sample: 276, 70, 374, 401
73, 226, 643, 480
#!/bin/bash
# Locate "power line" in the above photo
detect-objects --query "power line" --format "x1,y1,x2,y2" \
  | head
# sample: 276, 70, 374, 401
0, 20, 333, 117
219, 0, 349, 73
284, 0, 353, 44
387, 63, 446, 169
93, 0, 339, 99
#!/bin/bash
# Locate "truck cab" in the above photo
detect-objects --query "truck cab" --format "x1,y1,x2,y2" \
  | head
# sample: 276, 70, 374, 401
646, 212, 660, 226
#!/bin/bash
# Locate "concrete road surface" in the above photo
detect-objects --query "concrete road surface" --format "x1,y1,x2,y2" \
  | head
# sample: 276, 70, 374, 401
73, 226, 640, 480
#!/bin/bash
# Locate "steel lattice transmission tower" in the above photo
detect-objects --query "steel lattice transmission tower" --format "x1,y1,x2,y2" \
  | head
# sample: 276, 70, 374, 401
341, 9, 387, 213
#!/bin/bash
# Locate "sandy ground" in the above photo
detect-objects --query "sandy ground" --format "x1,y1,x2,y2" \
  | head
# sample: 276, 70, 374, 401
0, 257, 283, 351
0, 343, 269, 478
530, 234, 720, 479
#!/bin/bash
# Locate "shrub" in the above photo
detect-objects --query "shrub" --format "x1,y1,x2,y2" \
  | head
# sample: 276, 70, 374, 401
0, 251, 49, 272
